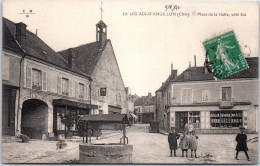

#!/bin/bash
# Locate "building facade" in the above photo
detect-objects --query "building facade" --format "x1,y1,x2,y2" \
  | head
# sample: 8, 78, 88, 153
58, 20, 128, 115
2, 18, 97, 138
134, 93, 156, 123
156, 58, 258, 133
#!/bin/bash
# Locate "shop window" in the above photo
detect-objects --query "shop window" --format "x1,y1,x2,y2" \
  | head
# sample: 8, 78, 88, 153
188, 111, 200, 128
62, 78, 69, 96
222, 87, 232, 101
32, 68, 42, 90
210, 110, 242, 128
79, 83, 84, 99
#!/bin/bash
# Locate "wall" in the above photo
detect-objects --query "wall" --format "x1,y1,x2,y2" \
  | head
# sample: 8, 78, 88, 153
91, 41, 128, 114
169, 79, 258, 133
16, 57, 91, 136
2, 51, 21, 87
171, 79, 258, 105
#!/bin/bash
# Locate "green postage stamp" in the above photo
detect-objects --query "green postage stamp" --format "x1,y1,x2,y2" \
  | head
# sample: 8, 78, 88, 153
203, 31, 248, 79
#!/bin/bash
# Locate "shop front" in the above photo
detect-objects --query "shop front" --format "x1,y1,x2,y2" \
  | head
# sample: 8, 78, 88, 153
53, 99, 98, 137
169, 102, 252, 134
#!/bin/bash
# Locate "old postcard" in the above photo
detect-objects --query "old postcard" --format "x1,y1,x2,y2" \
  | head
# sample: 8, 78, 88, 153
2, 0, 259, 164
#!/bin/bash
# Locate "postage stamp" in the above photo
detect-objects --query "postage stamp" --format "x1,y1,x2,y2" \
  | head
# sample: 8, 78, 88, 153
203, 31, 248, 79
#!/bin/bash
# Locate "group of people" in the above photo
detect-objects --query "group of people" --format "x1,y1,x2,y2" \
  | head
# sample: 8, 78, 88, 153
168, 124, 198, 158
168, 123, 250, 161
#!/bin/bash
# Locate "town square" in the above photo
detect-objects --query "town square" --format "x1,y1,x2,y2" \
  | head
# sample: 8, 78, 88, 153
1, 0, 259, 164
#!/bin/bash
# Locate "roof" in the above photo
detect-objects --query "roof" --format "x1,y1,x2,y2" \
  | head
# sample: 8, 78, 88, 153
173, 57, 258, 82
3, 17, 90, 78
156, 57, 258, 92
79, 114, 129, 124
134, 95, 156, 106
58, 41, 109, 76
53, 99, 98, 109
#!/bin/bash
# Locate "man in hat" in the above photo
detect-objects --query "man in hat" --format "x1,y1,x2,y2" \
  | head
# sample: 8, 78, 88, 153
235, 126, 250, 161
168, 127, 180, 157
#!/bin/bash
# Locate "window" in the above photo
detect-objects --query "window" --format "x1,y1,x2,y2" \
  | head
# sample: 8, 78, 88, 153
189, 111, 200, 128
99, 110, 103, 114
181, 89, 192, 104
79, 83, 84, 99
62, 78, 69, 96
222, 87, 232, 101
210, 110, 242, 128
32, 69, 42, 89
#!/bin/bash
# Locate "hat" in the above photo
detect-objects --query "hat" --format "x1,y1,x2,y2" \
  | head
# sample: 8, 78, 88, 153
239, 126, 245, 130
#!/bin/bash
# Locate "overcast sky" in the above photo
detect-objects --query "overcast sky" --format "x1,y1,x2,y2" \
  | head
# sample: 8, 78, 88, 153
3, 0, 259, 96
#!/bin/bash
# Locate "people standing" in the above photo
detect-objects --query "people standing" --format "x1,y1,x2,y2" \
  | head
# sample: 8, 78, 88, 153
179, 132, 189, 157
188, 121, 194, 134
189, 130, 199, 158
168, 127, 180, 157
235, 126, 250, 161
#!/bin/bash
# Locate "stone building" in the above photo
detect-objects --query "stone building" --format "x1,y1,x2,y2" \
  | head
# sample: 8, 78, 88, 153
134, 93, 156, 123
58, 20, 128, 115
2, 18, 97, 138
156, 58, 258, 133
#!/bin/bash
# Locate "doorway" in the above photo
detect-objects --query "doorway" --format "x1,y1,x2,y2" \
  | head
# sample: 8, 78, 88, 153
175, 112, 188, 133
21, 99, 48, 139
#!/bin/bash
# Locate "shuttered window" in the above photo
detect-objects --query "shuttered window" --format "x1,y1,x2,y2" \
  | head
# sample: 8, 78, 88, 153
57, 76, 62, 94
181, 89, 192, 104
26, 66, 32, 88
79, 83, 84, 99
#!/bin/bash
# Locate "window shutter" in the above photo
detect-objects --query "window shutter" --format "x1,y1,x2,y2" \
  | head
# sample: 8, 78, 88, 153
187, 89, 192, 103
57, 76, 62, 94
69, 80, 73, 97
75, 82, 79, 98
42, 71, 47, 91
84, 84, 89, 100
26, 66, 32, 89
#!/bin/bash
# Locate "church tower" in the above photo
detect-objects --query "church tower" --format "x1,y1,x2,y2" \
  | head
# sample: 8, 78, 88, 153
96, 20, 107, 49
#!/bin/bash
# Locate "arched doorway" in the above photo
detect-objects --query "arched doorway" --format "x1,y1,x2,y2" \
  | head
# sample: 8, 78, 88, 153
21, 99, 48, 139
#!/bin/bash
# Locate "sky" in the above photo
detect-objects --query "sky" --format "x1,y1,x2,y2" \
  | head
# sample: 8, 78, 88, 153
2, 0, 259, 96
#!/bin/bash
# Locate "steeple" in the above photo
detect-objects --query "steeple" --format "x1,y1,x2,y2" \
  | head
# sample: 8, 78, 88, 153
96, 20, 107, 49
96, 2, 107, 49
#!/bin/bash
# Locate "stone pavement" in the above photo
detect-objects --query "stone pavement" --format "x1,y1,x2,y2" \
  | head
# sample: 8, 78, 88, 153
1, 124, 258, 164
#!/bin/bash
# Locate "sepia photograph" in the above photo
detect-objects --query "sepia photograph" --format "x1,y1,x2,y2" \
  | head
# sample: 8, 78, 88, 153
1, 0, 259, 164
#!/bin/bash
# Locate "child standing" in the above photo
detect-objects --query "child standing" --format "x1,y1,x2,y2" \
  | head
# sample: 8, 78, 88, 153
179, 131, 190, 157
235, 126, 250, 161
189, 130, 199, 158
168, 127, 180, 157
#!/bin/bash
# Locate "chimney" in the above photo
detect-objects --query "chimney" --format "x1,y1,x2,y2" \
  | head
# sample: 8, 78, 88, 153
15, 22, 27, 47
194, 55, 196, 67
125, 87, 129, 95
148, 92, 152, 97
189, 61, 191, 67
171, 70, 177, 79
68, 48, 76, 69
170, 63, 177, 78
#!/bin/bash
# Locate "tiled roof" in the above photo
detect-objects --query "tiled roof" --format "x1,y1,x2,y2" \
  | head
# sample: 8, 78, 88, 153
58, 41, 108, 76
156, 57, 258, 92
174, 57, 258, 82
3, 17, 89, 78
134, 95, 156, 106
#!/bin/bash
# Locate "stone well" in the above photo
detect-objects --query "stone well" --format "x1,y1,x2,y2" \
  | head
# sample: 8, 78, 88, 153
79, 143, 133, 163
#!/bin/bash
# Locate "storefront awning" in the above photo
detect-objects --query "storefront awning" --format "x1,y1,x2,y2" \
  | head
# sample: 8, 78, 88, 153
108, 105, 122, 114
130, 113, 138, 119
53, 99, 98, 109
